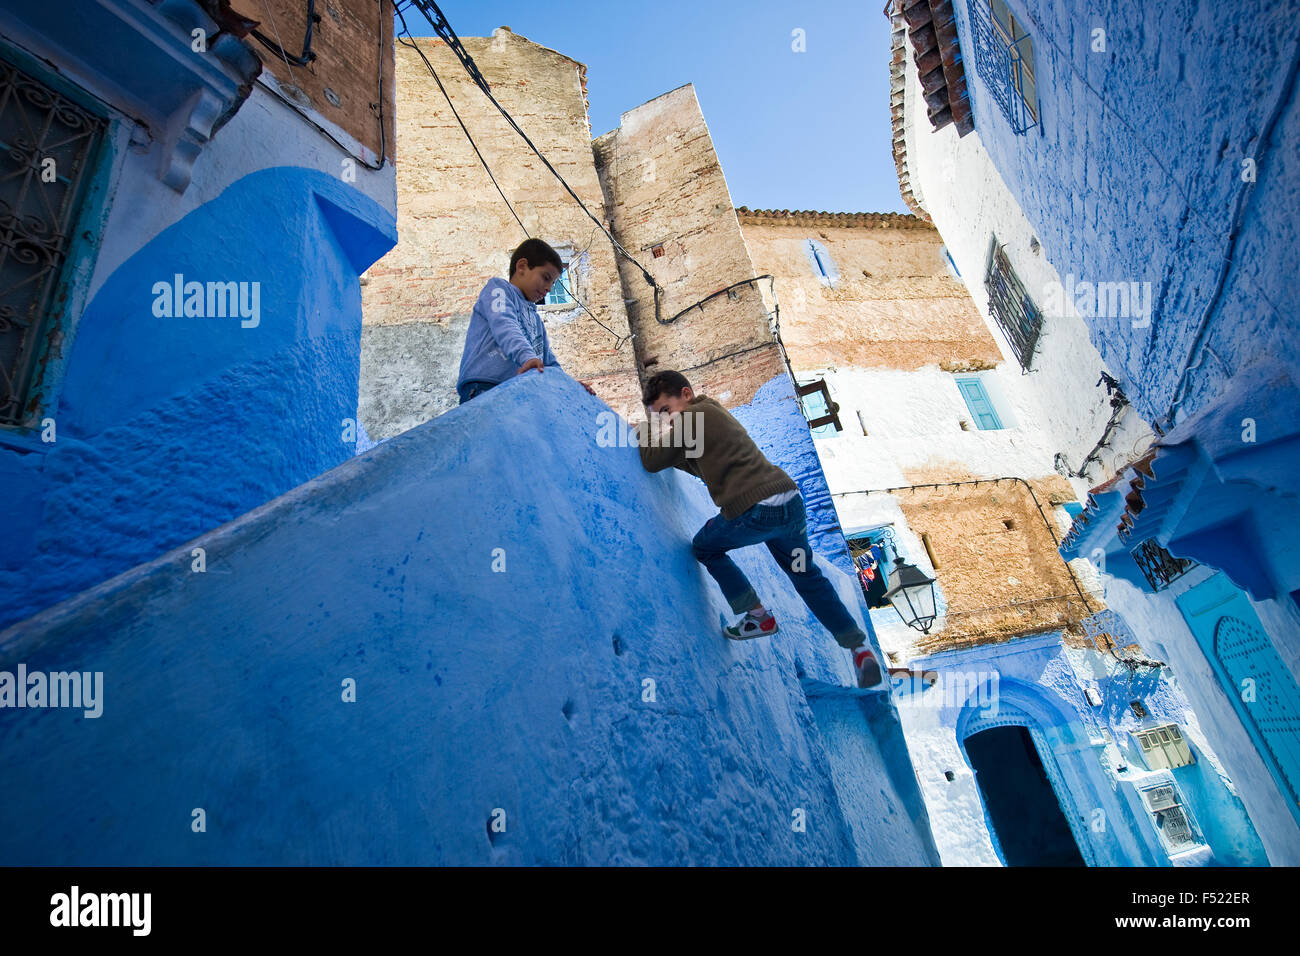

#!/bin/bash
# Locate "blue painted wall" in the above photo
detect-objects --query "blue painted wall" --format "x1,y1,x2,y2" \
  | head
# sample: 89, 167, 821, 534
0, 371, 937, 865
954, 0, 1300, 428
731, 374, 857, 578
0, 168, 397, 630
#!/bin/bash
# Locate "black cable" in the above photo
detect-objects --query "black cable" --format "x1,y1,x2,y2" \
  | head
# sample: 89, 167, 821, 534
395, 6, 631, 347
253, 0, 387, 170
399, 0, 663, 320
252, 0, 319, 65
394, 9, 527, 234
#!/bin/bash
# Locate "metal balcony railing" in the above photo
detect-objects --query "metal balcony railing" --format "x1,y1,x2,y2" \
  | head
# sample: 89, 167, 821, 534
969, 0, 1038, 134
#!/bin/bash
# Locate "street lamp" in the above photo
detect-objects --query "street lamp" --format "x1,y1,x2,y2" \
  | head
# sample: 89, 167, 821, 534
882, 557, 938, 633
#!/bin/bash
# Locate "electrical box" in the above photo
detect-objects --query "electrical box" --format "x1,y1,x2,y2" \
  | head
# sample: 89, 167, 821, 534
1140, 782, 1199, 853
1134, 723, 1195, 770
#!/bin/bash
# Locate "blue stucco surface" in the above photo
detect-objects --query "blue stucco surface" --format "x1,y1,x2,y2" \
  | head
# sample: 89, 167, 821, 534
731, 374, 857, 578
0, 371, 938, 865
955, 0, 1299, 429
0, 167, 397, 630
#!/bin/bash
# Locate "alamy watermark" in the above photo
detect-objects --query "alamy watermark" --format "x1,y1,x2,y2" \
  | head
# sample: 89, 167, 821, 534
152, 273, 260, 328
0, 664, 103, 718
1042, 273, 1151, 328
894, 668, 1000, 717
595, 408, 704, 458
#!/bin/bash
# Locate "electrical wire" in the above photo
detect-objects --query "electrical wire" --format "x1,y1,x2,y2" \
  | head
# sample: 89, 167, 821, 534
394, 5, 631, 346
396, 0, 663, 323
252, 0, 388, 171
252, 0, 319, 66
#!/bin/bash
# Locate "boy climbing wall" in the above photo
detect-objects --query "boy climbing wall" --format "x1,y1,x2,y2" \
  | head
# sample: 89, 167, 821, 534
637, 370, 883, 689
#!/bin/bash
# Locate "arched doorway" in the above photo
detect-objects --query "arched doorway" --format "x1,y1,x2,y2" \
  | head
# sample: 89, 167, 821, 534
964, 723, 1087, 866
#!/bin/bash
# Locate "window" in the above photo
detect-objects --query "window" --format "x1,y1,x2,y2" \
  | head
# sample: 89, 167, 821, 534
848, 527, 900, 609
0, 54, 108, 426
954, 375, 1004, 429
970, 0, 1038, 133
1130, 538, 1196, 592
803, 239, 838, 287
796, 378, 840, 437
543, 265, 573, 305
543, 248, 575, 306
984, 237, 1042, 370
1135, 724, 1195, 770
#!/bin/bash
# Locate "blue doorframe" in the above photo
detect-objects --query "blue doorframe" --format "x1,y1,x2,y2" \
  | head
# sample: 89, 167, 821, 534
1175, 572, 1300, 829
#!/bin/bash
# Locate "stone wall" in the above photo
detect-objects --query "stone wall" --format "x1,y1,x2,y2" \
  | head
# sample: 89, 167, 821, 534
360, 28, 637, 439
739, 210, 1003, 372
740, 210, 1103, 652
593, 85, 778, 409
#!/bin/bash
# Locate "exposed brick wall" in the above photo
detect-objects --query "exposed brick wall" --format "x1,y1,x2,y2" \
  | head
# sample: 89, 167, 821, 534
895, 479, 1103, 651
738, 212, 1003, 371
234, 0, 394, 161
593, 85, 776, 408
594, 85, 854, 572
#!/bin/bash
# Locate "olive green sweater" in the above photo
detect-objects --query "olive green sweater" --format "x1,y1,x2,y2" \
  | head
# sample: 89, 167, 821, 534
638, 395, 798, 519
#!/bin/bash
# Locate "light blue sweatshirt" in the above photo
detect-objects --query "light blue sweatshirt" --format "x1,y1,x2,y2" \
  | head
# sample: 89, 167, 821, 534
457, 276, 562, 387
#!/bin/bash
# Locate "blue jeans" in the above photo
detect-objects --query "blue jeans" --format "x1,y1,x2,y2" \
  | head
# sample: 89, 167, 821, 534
457, 379, 498, 404
691, 494, 866, 649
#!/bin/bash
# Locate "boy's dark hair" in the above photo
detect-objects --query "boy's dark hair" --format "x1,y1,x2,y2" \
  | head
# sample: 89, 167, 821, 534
642, 370, 692, 406
509, 238, 564, 278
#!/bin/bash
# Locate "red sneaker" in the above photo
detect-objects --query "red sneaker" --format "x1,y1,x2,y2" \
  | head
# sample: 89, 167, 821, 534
853, 647, 884, 689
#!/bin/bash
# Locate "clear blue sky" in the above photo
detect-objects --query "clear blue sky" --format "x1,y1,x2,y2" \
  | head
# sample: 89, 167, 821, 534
396, 0, 906, 214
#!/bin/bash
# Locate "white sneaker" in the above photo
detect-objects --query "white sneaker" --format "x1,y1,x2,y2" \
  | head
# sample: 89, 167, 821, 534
723, 611, 779, 640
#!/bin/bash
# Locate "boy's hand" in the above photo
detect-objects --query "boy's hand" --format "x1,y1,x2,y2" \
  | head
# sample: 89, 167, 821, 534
516, 357, 544, 375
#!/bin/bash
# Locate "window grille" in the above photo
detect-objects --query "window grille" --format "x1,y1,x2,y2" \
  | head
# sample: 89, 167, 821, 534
969, 0, 1038, 133
984, 238, 1042, 370
544, 265, 573, 305
1131, 538, 1196, 591
0, 56, 107, 425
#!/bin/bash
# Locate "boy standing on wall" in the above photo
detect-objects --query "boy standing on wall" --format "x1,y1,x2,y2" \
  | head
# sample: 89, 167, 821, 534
456, 237, 596, 404
638, 370, 884, 689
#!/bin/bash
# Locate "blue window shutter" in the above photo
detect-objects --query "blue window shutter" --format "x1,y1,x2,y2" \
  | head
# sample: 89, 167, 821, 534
804, 239, 838, 285
545, 267, 572, 305
956, 376, 1004, 430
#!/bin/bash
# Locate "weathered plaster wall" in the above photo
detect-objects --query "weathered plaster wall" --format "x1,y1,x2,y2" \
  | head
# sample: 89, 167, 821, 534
0, 169, 396, 630
896, 22, 1153, 500
740, 212, 1002, 372
593, 85, 778, 409
360, 29, 637, 439
949, 0, 1299, 430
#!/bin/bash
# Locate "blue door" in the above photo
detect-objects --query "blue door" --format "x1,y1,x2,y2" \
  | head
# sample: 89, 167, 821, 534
1175, 572, 1300, 828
